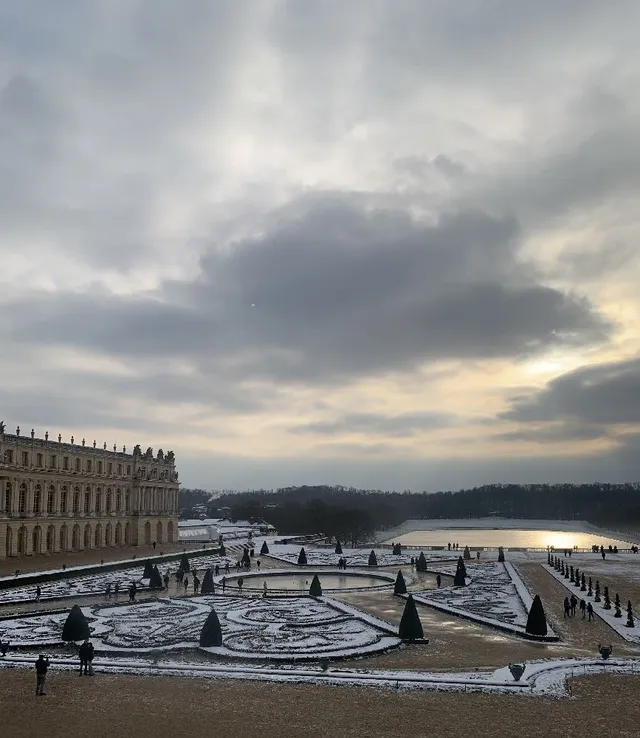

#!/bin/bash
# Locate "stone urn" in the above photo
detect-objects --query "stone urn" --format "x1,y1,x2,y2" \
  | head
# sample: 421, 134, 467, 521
598, 644, 613, 660
509, 663, 526, 681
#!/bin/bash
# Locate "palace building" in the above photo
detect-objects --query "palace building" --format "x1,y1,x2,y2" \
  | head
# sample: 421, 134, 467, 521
0, 424, 180, 560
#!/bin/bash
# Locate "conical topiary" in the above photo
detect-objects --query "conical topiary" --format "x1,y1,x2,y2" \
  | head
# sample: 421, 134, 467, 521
199, 608, 223, 647
498, 546, 505, 562
201, 569, 215, 594
298, 547, 307, 565
309, 574, 322, 597
179, 553, 190, 572
149, 565, 163, 590
335, 540, 343, 555
580, 573, 586, 592
260, 541, 269, 555
570, 566, 575, 583
241, 548, 251, 567
394, 570, 407, 595
627, 601, 635, 628
525, 594, 548, 637
219, 543, 226, 556
368, 550, 378, 566
614, 593, 622, 617
603, 586, 611, 609
416, 551, 427, 572
62, 604, 90, 642
143, 560, 154, 579
399, 594, 424, 641
453, 557, 467, 587
463, 546, 471, 560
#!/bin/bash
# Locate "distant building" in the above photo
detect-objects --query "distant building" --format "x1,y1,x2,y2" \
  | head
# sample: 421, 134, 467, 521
0, 425, 180, 560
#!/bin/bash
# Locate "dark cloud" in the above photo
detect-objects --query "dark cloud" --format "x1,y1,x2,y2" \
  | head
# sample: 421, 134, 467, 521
502, 357, 640, 425
2, 196, 611, 386
295, 411, 456, 438
493, 423, 610, 444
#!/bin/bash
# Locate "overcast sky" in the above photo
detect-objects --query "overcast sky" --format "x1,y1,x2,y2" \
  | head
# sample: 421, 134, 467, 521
1, 1, 639, 491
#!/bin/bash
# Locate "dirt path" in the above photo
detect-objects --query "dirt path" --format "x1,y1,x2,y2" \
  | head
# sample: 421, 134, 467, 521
1, 669, 639, 738
517, 562, 638, 656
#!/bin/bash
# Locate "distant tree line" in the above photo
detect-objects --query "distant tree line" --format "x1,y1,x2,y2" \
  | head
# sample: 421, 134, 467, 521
179, 483, 640, 538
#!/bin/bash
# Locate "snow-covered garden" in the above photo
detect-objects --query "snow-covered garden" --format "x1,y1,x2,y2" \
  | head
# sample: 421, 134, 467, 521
410, 560, 558, 640
0, 551, 236, 605
265, 543, 456, 568
0, 594, 400, 660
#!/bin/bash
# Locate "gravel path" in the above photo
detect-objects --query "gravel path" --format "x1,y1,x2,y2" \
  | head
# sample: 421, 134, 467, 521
2, 669, 639, 738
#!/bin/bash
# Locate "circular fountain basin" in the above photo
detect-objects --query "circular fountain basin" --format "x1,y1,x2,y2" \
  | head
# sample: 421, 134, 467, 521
218, 568, 395, 592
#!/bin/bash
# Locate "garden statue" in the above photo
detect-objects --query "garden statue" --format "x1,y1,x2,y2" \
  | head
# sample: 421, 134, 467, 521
598, 644, 612, 660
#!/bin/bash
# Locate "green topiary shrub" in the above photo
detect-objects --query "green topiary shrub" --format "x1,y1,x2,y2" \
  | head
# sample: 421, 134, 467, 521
143, 560, 154, 579
260, 541, 269, 555
399, 594, 424, 641
309, 574, 322, 597
394, 570, 407, 595
498, 547, 505, 562
62, 604, 90, 642
525, 594, 548, 637
298, 547, 307, 565
368, 550, 378, 566
463, 546, 471, 560
335, 540, 343, 555
453, 557, 467, 587
149, 565, 163, 590
179, 553, 190, 572
201, 569, 215, 594
199, 608, 223, 647
416, 552, 427, 572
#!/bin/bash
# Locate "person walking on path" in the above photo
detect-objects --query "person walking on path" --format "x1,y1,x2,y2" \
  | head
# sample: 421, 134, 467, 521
163, 573, 170, 590
193, 575, 200, 594
579, 599, 586, 619
87, 640, 95, 675
35, 586, 41, 602
225, 562, 230, 574
79, 640, 92, 675
221, 576, 226, 592
587, 602, 594, 621
570, 594, 578, 616
114, 582, 119, 598
105, 583, 112, 599
129, 583, 137, 602
183, 576, 189, 592
436, 574, 442, 588
563, 597, 571, 618
34, 654, 50, 695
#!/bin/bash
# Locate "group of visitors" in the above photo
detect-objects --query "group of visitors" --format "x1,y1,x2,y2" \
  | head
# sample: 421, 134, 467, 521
337, 557, 348, 570
34, 638, 95, 696
563, 594, 594, 621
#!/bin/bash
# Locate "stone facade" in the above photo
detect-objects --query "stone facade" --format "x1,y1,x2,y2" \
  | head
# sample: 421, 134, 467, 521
0, 424, 180, 560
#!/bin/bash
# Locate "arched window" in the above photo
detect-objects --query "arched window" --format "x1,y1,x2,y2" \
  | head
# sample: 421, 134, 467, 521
116, 489, 121, 512
33, 485, 42, 514
18, 484, 27, 514
84, 487, 91, 513
60, 487, 68, 513
73, 487, 80, 514
106, 489, 112, 513
5, 482, 12, 516
95, 490, 102, 513
47, 486, 55, 514
125, 491, 130, 512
